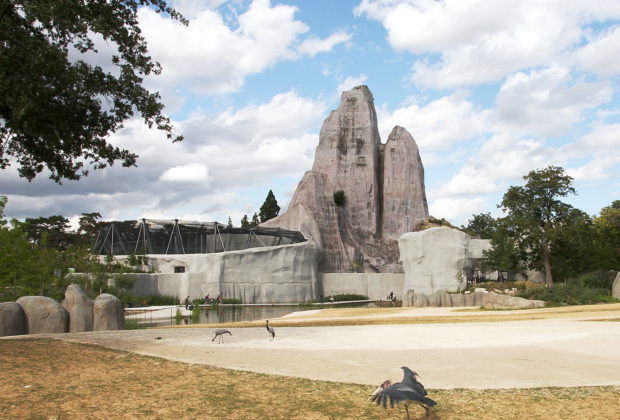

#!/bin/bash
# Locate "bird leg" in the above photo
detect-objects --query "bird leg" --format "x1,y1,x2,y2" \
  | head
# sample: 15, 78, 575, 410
405, 404, 410, 420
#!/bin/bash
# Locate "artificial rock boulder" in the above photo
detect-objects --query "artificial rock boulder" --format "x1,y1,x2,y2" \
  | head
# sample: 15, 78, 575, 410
93, 293, 125, 331
63, 284, 94, 332
16, 296, 69, 334
403, 289, 545, 309
613, 272, 620, 300
263, 86, 428, 272
0, 302, 25, 337
399, 227, 490, 296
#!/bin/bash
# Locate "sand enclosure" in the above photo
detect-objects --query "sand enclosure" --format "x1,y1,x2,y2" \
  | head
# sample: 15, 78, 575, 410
9, 305, 620, 389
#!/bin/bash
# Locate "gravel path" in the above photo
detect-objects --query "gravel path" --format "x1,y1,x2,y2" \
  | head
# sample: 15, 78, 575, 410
10, 307, 620, 389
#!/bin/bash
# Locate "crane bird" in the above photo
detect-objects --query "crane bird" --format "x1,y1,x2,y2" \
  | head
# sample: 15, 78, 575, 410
212, 329, 232, 343
370, 366, 437, 420
265, 320, 275, 340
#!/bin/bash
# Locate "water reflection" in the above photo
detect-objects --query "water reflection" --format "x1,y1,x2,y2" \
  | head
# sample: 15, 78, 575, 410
138, 303, 370, 328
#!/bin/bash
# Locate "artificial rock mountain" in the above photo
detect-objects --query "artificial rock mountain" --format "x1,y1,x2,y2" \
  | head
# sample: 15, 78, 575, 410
264, 86, 428, 273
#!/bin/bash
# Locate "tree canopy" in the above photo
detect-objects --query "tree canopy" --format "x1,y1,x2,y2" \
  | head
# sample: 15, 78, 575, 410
0, 0, 186, 182
461, 212, 497, 239
484, 166, 577, 286
259, 190, 280, 223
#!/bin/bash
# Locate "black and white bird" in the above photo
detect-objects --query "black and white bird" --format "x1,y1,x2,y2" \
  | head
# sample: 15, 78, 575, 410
370, 366, 437, 420
212, 329, 232, 343
265, 320, 275, 340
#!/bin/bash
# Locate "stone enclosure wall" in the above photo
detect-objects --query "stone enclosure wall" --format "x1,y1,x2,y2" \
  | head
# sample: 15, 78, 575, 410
128, 240, 321, 303
0, 285, 124, 337
321, 273, 404, 300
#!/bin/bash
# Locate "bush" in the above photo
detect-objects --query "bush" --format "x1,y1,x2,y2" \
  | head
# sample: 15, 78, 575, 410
518, 284, 618, 306
465, 281, 538, 293
567, 270, 617, 290
222, 298, 242, 304
333, 190, 346, 207
332, 294, 369, 302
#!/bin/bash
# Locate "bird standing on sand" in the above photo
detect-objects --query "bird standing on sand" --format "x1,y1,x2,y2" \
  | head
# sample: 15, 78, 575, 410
212, 329, 232, 343
265, 320, 275, 340
370, 366, 437, 420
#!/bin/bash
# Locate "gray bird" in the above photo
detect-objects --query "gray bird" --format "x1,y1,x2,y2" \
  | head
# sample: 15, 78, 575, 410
212, 329, 232, 343
265, 320, 275, 340
370, 366, 437, 420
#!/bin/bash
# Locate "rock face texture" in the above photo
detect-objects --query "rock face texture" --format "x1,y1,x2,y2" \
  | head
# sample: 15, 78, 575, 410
402, 289, 545, 309
263, 86, 428, 272
0, 302, 25, 337
93, 294, 125, 331
16, 296, 69, 334
131, 240, 321, 304
63, 284, 94, 332
399, 227, 490, 297
613, 272, 620, 300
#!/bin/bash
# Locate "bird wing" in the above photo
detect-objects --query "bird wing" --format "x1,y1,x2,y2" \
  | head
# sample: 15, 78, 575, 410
371, 382, 436, 408
401, 367, 428, 396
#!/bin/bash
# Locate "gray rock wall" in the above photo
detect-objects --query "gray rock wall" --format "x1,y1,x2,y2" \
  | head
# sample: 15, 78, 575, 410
321, 273, 404, 300
0, 302, 25, 337
613, 272, 620, 299
16, 296, 69, 334
399, 227, 490, 296
263, 85, 428, 272
131, 240, 321, 303
403, 289, 545, 309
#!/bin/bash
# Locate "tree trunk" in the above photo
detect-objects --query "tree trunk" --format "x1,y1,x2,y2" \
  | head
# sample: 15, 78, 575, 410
541, 240, 553, 287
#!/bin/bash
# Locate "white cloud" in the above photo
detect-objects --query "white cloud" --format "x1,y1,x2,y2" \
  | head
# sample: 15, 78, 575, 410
159, 163, 210, 183
376, 90, 491, 148
298, 31, 351, 57
336, 74, 368, 93
356, 0, 620, 88
496, 66, 612, 137
139, 0, 309, 94
576, 25, 620, 77
428, 196, 489, 225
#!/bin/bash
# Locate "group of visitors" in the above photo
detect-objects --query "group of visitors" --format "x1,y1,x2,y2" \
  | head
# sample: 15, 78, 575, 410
184, 294, 224, 309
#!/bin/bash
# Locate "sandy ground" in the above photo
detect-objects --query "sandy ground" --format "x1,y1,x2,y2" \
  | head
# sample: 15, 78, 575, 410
5, 306, 620, 390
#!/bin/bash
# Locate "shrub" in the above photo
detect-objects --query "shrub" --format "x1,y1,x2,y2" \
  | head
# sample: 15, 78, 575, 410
332, 294, 368, 302
222, 298, 242, 304
568, 270, 617, 290
518, 284, 618, 306
333, 190, 346, 207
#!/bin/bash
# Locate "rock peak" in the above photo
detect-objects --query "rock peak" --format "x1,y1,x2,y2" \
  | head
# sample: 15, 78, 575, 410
264, 86, 428, 272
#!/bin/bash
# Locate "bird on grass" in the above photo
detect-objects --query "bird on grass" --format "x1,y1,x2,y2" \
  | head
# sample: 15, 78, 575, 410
212, 329, 232, 343
370, 366, 437, 420
265, 320, 275, 340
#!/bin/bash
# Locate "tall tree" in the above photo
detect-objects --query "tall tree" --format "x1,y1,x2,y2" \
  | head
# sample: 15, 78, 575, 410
488, 166, 577, 287
0, 1, 186, 182
78, 212, 102, 246
0, 195, 6, 227
593, 200, 620, 269
461, 212, 497, 239
250, 213, 260, 228
240, 214, 250, 229
259, 190, 280, 222
22, 215, 76, 250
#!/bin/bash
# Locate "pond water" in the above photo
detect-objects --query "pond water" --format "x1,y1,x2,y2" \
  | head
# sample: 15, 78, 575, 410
135, 303, 372, 328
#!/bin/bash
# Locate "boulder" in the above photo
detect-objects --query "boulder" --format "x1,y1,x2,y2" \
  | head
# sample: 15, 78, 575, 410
262, 85, 428, 272
464, 292, 475, 306
16, 296, 68, 334
481, 292, 545, 310
613, 272, 620, 300
450, 293, 465, 307
63, 284, 94, 332
412, 293, 429, 307
399, 227, 492, 296
93, 294, 124, 331
0, 302, 26, 337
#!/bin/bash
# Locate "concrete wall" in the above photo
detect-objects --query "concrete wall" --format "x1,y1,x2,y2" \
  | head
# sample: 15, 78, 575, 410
399, 227, 491, 296
129, 240, 321, 303
321, 273, 404, 300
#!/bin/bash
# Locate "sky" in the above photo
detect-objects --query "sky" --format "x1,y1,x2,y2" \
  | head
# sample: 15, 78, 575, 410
3, 0, 620, 229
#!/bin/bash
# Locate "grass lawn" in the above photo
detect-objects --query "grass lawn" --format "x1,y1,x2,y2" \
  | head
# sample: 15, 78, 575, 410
1, 339, 618, 419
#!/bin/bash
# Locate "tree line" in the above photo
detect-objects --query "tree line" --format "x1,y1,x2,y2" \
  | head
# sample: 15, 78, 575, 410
461, 166, 619, 287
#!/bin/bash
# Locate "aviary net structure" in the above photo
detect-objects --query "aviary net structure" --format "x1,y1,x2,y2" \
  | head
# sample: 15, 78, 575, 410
93, 219, 306, 256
